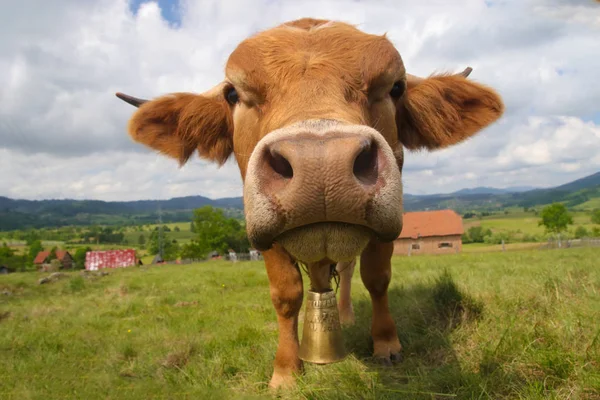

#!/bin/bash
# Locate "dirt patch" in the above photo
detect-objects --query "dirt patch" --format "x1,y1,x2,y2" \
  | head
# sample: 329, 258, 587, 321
160, 344, 196, 369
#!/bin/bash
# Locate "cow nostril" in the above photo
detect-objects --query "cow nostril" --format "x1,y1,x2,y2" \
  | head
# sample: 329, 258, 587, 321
353, 140, 378, 185
267, 149, 294, 179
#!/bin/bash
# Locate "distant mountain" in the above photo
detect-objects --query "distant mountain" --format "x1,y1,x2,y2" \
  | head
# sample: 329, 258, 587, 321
0, 171, 598, 231
0, 195, 243, 231
451, 186, 537, 195
553, 171, 600, 192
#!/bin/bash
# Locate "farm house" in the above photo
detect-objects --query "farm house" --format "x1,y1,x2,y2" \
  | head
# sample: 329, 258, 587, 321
85, 249, 141, 270
33, 250, 74, 270
393, 210, 464, 256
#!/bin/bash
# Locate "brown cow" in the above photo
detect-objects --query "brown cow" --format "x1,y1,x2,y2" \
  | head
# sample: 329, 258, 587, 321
116, 18, 504, 389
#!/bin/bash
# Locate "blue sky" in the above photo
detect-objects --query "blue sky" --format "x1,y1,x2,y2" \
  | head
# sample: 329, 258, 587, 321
130, 0, 182, 25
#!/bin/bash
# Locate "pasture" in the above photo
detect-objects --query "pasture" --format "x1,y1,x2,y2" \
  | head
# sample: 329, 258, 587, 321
122, 222, 197, 245
1, 248, 599, 399
463, 210, 596, 241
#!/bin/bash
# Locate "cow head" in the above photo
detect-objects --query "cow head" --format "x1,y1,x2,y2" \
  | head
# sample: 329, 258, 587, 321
116, 18, 504, 264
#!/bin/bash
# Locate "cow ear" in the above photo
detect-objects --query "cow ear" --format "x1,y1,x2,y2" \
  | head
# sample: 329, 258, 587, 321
396, 71, 504, 151
119, 83, 233, 166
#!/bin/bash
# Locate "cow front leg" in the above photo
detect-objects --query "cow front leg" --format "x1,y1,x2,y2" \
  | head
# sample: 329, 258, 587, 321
336, 259, 356, 326
360, 241, 402, 364
263, 245, 304, 389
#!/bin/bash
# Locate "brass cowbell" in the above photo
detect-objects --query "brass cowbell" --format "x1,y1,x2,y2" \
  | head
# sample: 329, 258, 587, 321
298, 289, 347, 364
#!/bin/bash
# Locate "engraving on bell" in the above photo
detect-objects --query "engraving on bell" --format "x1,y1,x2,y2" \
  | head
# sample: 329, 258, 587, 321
298, 289, 347, 364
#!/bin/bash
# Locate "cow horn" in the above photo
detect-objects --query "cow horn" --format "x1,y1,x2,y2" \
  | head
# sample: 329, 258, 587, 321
115, 92, 148, 108
459, 66, 473, 78
406, 73, 424, 87
406, 66, 473, 88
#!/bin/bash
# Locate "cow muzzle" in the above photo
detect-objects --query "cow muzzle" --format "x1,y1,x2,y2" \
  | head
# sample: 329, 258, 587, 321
244, 120, 403, 262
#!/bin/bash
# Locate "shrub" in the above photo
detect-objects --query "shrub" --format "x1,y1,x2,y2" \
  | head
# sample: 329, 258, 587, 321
574, 226, 589, 239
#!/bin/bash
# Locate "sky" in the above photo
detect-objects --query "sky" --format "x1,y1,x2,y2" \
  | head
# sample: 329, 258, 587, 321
1, 0, 599, 201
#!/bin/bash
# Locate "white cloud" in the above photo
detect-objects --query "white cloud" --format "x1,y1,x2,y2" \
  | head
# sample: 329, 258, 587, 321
0, 0, 599, 201
403, 115, 600, 194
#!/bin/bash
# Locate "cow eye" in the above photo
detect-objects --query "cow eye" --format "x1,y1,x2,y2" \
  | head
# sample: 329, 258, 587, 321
225, 86, 239, 105
390, 81, 405, 99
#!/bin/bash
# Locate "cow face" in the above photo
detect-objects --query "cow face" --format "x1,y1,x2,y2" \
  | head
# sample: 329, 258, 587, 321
117, 18, 504, 264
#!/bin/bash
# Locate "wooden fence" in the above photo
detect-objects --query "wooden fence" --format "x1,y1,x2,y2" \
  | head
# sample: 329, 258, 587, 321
539, 237, 600, 250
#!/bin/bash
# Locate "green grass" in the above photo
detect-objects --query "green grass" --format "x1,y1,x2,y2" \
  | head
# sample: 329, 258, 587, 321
464, 211, 596, 237
578, 198, 600, 211
2, 240, 67, 248
148, 222, 193, 231
1, 248, 599, 399
462, 242, 541, 253
123, 223, 196, 245
123, 230, 195, 246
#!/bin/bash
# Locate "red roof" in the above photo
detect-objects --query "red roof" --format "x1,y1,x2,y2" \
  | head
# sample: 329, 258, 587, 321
398, 210, 463, 239
33, 250, 70, 264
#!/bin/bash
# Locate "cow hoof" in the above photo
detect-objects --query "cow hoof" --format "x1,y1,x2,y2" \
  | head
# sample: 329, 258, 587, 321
372, 338, 403, 366
373, 351, 403, 366
390, 351, 403, 363
269, 371, 296, 390
373, 356, 393, 366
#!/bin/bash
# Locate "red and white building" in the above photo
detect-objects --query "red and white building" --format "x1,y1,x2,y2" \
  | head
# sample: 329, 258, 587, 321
85, 249, 141, 270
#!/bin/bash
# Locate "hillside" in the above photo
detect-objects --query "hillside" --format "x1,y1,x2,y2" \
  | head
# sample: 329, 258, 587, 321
451, 186, 536, 195
403, 171, 600, 212
0, 195, 244, 230
0, 171, 598, 231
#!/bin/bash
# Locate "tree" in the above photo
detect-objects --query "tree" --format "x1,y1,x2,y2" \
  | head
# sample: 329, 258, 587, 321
147, 231, 180, 261
97, 227, 125, 244
138, 234, 146, 247
48, 246, 58, 261
73, 246, 92, 269
0, 242, 26, 271
182, 206, 250, 259
591, 209, 600, 225
180, 240, 204, 260
574, 226, 589, 239
538, 203, 573, 235
27, 240, 44, 266
24, 230, 41, 245
467, 226, 483, 243
539, 203, 573, 248
0, 243, 15, 259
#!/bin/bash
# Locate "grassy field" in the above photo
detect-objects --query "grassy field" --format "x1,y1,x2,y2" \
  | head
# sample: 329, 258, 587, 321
462, 242, 542, 253
121, 222, 197, 245
1, 248, 599, 399
463, 211, 596, 237
123, 230, 195, 245
579, 198, 600, 211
